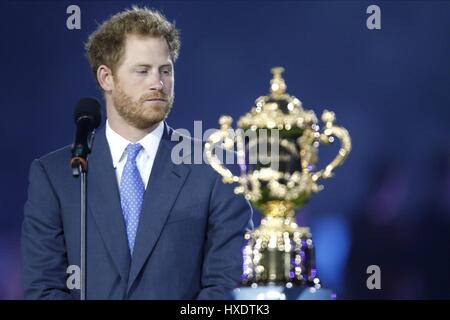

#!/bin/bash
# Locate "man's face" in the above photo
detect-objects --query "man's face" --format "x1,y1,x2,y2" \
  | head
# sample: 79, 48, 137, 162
111, 35, 174, 130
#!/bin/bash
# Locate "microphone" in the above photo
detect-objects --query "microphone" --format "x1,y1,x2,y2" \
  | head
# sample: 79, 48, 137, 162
70, 98, 102, 174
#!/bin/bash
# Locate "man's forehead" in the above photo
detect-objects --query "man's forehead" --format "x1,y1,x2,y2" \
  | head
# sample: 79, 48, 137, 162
122, 34, 172, 64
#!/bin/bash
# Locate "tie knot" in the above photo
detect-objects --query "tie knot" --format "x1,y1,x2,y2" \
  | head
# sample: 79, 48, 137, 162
126, 143, 143, 161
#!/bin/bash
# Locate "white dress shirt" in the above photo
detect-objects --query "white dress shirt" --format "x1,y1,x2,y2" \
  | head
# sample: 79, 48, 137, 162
105, 120, 164, 189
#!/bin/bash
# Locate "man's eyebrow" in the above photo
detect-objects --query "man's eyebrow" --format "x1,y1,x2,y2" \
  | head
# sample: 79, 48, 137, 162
133, 64, 151, 68
132, 64, 172, 69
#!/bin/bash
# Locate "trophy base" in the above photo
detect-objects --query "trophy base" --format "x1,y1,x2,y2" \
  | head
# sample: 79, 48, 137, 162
232, 285, 335, 300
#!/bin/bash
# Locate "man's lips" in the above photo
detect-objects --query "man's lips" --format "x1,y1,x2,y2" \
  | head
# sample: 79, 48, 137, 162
145, 98, 167, 102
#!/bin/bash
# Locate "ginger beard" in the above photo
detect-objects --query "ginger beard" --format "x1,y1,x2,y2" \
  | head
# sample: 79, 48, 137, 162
112, 81, 173, 130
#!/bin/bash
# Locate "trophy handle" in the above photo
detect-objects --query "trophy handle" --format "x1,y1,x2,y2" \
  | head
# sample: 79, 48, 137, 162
205, 115, 242, 184
311, 110, 352, 182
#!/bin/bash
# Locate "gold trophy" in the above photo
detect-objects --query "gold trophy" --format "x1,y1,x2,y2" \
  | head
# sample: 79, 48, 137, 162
205, 67, 351, 298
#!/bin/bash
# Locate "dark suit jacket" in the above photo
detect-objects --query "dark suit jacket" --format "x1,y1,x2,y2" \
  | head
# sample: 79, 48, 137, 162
21, 123, 252, 299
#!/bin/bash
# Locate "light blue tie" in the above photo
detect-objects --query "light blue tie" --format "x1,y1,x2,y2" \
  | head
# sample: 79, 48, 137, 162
120, 143, 144, 255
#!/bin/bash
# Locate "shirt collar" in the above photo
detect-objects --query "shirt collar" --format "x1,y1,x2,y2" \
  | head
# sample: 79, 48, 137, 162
106, 120, 164, 168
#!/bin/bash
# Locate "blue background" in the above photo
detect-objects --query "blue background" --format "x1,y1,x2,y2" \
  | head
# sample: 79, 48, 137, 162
1, 0, 449, 299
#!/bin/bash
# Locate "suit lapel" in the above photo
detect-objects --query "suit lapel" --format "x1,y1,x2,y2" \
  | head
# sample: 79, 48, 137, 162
127, 124, 191, 292
88, 127, 131, 283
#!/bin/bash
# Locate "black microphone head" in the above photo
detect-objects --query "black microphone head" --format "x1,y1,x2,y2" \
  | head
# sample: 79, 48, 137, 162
74, 97, 102, 129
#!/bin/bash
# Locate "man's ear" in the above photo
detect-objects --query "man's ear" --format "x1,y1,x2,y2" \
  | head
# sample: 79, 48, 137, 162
97, 65, 114, 91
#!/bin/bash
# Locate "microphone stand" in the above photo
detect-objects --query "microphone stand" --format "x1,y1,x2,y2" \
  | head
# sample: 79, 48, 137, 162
70, 98, 101, 300
71, 158, 88, 300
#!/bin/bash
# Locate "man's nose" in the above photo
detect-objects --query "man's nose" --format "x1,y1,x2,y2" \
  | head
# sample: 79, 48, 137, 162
147, 71, 164, 91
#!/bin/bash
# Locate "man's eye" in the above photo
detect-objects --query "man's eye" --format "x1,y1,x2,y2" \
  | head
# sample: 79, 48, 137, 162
136, 70, 148, 74
162, 70, 172, 75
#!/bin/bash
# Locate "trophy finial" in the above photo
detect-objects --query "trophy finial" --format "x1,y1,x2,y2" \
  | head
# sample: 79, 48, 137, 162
270, 66, 287, 96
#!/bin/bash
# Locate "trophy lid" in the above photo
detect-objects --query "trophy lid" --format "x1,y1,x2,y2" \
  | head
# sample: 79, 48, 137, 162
237, 67, 318, 130
269, 67, 287, 98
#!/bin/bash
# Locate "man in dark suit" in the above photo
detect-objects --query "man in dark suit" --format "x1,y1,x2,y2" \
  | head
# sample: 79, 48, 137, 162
21, 6, 252, 299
